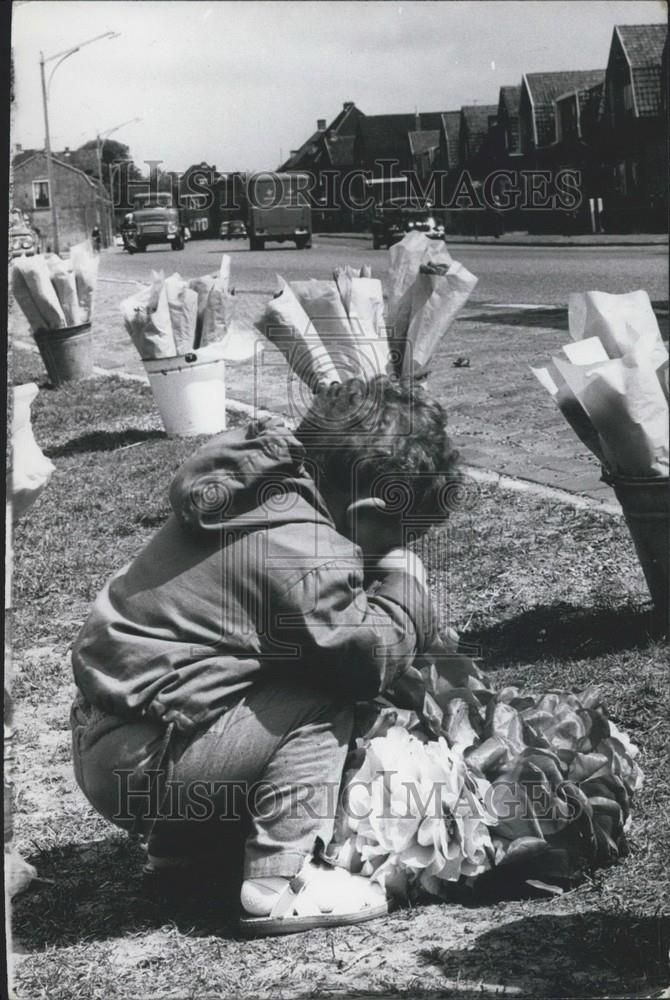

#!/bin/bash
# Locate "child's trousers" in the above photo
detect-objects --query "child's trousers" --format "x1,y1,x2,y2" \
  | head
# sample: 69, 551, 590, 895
71, 678, 354, 878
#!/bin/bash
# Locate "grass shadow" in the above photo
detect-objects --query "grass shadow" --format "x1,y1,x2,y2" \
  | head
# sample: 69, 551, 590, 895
462, 602, 662, 668
45, 428, 166, 458
12, 837, 244, 949
418, 909, 670, 998
464, 307, 569, 331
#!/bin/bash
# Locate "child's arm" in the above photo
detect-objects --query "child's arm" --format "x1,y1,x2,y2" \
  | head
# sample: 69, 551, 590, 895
269, 546, 436, 702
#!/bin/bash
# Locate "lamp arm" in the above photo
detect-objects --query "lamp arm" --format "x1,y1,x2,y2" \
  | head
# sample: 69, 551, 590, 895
46, 50, 79, 98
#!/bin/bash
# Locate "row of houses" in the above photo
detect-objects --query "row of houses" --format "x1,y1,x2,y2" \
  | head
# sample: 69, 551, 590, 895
278, 22, 668, 233
11, 21, 666, 246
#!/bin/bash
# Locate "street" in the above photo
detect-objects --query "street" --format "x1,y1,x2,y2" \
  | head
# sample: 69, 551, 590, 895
100, 234, 669, 306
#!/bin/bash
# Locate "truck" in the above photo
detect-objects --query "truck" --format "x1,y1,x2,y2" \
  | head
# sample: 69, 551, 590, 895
246, 172, 312, 250
122, 192, 185, 253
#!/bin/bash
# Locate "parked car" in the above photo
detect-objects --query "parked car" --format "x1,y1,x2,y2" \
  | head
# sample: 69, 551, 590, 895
370, 199, 444, 249
9, 209, 40, 259
219, 219, 247, 240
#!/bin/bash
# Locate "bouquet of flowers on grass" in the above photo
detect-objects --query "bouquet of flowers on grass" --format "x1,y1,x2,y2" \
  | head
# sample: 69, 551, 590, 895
255, 232, 478, 389
11, 240, 99, 331
531, 289, 668, 479
120, 254, 261, 361
328, 638, 643, 901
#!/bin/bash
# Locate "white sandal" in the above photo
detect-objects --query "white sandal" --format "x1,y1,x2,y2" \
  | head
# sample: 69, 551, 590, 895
239, 861, 391, 937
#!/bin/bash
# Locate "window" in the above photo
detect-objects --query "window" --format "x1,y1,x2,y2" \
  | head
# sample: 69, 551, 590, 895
623, 83, 634, 113
32, 179, 50, 209
556, 95, 579, 141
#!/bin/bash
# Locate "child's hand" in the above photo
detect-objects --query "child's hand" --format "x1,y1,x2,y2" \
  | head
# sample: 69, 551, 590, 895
375, 548, 427, 589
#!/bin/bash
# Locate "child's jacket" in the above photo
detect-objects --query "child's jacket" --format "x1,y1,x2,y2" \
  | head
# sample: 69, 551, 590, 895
72, 417, 436, 735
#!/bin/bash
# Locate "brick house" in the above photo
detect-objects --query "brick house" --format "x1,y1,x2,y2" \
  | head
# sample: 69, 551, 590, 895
279, 101, 365, 229
458, 105, 499, 176
600, 23, 668, 231
518, 69, 605, 231
519, 69, 605, 162
12, 148, 108, 250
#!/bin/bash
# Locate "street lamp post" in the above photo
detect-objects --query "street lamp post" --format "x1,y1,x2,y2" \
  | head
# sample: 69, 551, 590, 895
39, 31, 120, 255
96, 117, 142, 247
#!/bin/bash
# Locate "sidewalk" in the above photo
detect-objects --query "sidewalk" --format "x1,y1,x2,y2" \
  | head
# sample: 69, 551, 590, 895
316, 231, 668, 248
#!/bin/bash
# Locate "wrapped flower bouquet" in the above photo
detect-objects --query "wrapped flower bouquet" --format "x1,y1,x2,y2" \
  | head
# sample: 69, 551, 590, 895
120, 254, 260, 361
255, 232, 478, 389
11, 240, 99, 332
532, 289, 668, 615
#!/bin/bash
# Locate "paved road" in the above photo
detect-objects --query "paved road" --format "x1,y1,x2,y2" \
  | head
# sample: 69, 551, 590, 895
99, 235, 668, 307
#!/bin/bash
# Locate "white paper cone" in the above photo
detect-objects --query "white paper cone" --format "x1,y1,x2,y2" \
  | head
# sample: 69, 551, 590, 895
256, 278, 340, 388
568, 290, 668, 369
51, 270, 84, 327
70, 240, 99, 321
11, 265, 53, 332
200, 282, 234, 347
291, 278, 366, 379
189, 274, 216, 347
11, 255, 66, 330
554, 353, 669, 477
164, 275, 199, 354
531, 363, 606, 464
348, 277, 391, 376
120, 278, 177, 359
11, 383, 55, 521
401, 260, 478, 374
562, 337, 609, 365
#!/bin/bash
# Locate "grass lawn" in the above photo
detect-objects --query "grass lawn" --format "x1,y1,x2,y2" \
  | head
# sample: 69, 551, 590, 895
7, 348, 669, 1000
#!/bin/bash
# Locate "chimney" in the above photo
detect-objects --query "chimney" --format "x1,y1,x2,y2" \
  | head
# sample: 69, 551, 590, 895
290, 150, 298, 157
414, 111, 421, 131
15, 143, 22, 152
317, 119, 327, 131
63, 146, 71, 157
343, 101, 355, 111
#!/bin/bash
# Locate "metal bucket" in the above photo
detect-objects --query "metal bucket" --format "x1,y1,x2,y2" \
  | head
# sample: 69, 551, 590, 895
606, 474, 669, 623
143, 348, 227, 437
33, 322, 93, 386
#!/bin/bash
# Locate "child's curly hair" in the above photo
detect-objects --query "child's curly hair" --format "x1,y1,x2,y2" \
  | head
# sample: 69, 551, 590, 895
294, 376, 462, 530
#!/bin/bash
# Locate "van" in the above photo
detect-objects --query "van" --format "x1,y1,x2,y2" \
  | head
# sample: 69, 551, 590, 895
247, 173, 312, 250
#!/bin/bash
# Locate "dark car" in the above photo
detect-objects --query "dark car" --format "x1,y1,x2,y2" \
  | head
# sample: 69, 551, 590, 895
9, 209, 40, 259
370, 199, 444, 250
219, 219, 248, 240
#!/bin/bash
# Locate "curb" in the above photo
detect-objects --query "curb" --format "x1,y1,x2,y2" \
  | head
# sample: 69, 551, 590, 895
315, 233, 668, 249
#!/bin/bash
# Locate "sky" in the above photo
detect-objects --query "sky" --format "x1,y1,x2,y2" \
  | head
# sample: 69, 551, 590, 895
11, 0, 667, 174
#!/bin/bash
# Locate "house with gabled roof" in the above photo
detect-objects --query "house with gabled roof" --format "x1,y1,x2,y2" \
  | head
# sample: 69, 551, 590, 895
519, 69, 606, 160
458, 105, 499, 174
12, 147, 109, 250
601, 23, 668, 231
278, 101, 365, 229
279, 101, 364, 172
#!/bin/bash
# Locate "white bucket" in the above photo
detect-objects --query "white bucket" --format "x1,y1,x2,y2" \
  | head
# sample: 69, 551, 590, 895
143, 346, 227, 437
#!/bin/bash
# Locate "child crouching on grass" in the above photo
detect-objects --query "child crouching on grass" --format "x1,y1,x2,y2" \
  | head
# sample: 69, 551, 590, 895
70, 376, 460, 935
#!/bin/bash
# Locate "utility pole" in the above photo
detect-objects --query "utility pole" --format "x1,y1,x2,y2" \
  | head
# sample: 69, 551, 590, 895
39, 52, 60, 254
39, 32, 120, 255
